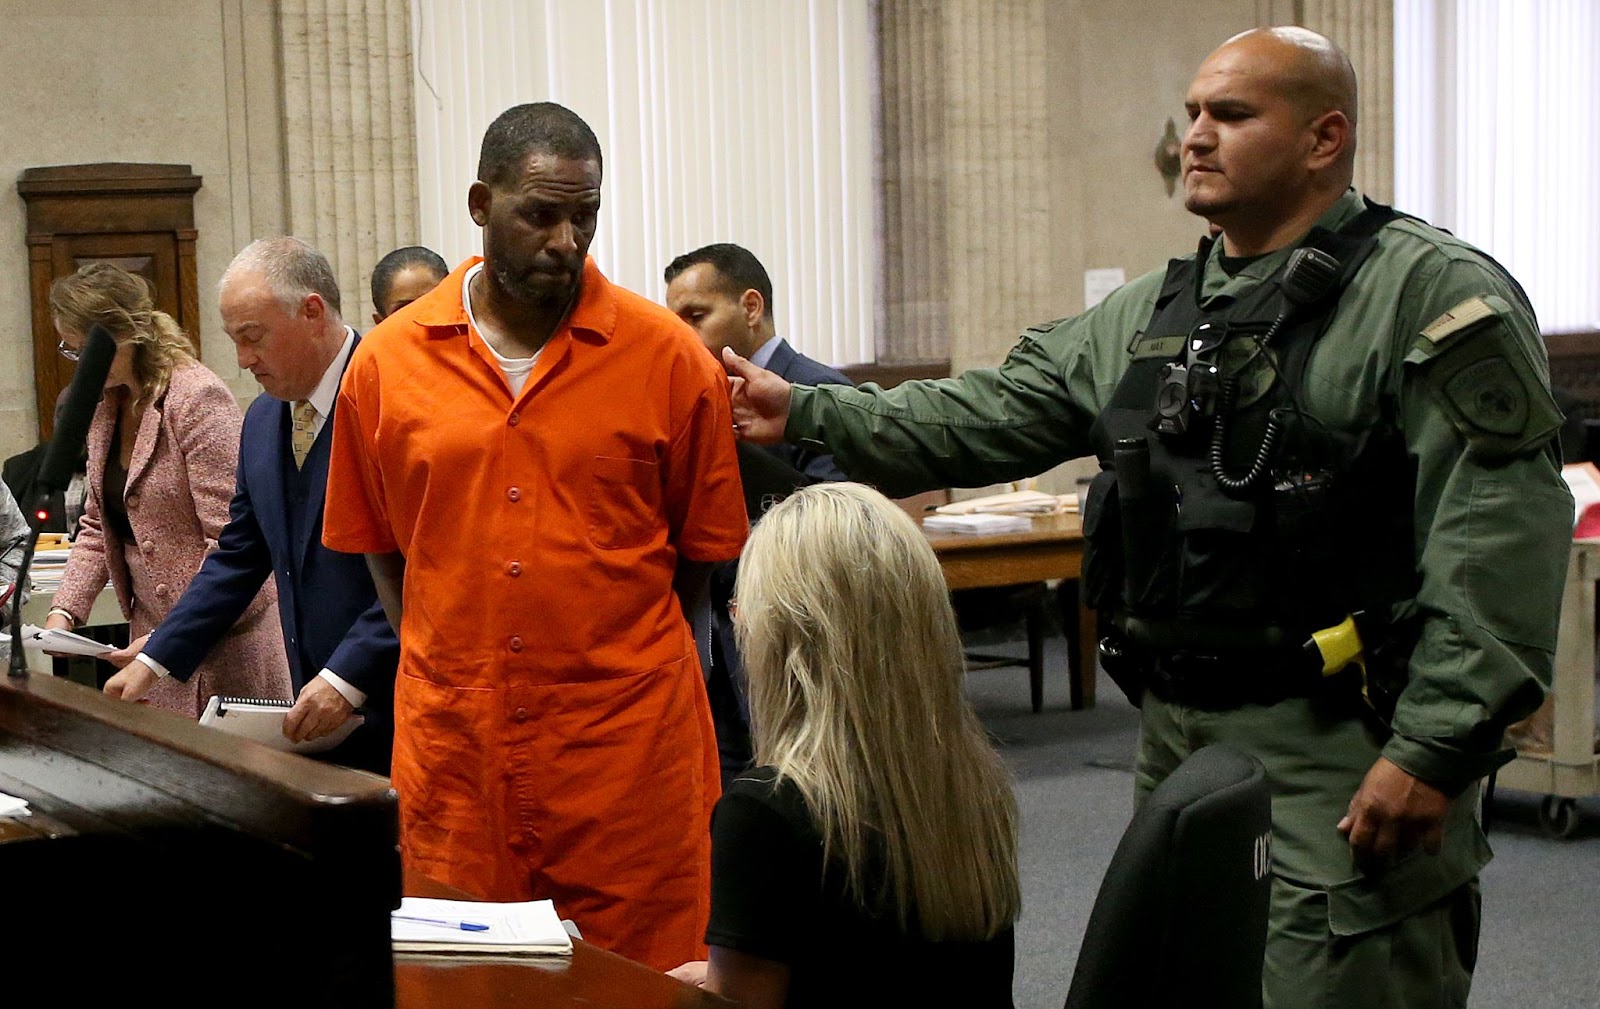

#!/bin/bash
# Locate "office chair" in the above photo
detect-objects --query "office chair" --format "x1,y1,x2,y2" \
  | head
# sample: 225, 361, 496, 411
1064, 745, 1272, 1009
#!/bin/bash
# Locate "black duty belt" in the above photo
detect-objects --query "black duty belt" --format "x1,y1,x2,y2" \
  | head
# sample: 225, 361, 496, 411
1114, 615, 1328, 710
1145, 648, 1322, 710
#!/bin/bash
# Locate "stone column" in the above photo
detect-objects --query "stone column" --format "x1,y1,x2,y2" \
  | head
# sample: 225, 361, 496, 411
874, 0, 1055, 370
277, 0, 420, 324
1300, 0, 1394, 203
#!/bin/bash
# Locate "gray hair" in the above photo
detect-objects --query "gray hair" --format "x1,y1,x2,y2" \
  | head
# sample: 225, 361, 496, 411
221, 237, 343, 316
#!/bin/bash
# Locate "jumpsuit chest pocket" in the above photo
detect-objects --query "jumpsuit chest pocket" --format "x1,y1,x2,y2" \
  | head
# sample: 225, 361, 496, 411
587, 455, 663, 549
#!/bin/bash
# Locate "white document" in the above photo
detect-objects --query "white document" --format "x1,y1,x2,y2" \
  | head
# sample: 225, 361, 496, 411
1, 624, 116, 657
1562, 462, 1600, 529
198, 695, 364, 756
923, 513, 1034, 535
935, 489, 1073, 516
1084, 267, 1127, 309
0, 790, 30, 817
392, 897, 573, 956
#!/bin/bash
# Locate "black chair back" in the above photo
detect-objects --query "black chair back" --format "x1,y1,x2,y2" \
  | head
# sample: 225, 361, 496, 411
1064, 744, 1272, 1009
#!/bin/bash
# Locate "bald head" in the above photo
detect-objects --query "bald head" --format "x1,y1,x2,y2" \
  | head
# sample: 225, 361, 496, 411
1181, 27, 1360, 255
1215, 27, 1358, 160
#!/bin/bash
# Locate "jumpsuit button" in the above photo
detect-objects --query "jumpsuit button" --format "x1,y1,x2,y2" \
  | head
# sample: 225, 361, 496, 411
513, 707, 529, 723
508, 411, 521, 427
507, 561, 522, 577
507, 486, 522, 502
509, 636, 524, 653
126, 493, 140, 508
141, 542, 155, 555
155, 583, 169, 598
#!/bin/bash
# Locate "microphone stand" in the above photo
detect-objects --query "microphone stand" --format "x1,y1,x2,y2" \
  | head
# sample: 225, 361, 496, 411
7, 524, 42, 677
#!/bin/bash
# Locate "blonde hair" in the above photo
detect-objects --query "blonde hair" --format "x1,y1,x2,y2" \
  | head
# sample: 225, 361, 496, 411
735, 482, 1021, 941
49, 262, 196, 412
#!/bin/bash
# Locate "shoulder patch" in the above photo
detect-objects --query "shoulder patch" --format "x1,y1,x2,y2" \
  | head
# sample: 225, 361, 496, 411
1443, 357, 1529, 437
1422, 296, 1500, 345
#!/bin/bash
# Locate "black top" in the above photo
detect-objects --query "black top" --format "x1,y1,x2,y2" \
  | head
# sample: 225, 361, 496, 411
706, 767, 1015, 1008
103, 422, 136, 545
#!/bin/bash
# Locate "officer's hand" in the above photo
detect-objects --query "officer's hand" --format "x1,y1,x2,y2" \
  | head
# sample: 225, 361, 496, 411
723, 348, 792, 445
103, 660, 159, 702
1338, 755, 1450, 867
283, 676, 356, 743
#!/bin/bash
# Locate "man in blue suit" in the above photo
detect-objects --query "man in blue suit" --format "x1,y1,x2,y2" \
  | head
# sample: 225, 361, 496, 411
665, 243, 851, 783
103, 237, 396, 774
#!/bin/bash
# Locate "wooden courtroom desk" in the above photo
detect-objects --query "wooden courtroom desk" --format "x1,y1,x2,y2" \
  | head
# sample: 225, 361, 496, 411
398, 870, 729, 1008
922, 512, 1098, 709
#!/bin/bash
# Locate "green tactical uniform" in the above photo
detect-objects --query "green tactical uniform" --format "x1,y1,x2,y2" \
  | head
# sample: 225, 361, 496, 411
785, 190, 1572, 1008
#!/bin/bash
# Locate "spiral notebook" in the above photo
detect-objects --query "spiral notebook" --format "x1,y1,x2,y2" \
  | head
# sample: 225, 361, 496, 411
198, 695, 363, 755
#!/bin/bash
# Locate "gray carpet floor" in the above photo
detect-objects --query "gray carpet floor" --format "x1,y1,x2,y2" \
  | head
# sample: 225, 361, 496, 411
963, 636, 1600, 1009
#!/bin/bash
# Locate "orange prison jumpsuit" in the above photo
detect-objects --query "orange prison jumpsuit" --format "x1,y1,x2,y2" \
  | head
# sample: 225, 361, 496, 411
323, 257, 748, 970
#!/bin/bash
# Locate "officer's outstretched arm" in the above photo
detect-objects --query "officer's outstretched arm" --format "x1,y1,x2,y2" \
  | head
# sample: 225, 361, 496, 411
781, 277, 1161, 498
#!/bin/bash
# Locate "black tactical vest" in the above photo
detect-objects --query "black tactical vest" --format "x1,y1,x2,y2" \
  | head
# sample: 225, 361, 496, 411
1081, 204, 1421, 645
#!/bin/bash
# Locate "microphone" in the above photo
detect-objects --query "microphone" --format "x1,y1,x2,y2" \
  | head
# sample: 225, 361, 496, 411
1260, 248, 1342, 347
36, 324, 116, 500
9, 323, 116, 677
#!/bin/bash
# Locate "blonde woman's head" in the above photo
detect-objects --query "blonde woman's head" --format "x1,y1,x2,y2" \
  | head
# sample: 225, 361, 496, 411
734, 482, 1020, 941
49, 262, 195, 409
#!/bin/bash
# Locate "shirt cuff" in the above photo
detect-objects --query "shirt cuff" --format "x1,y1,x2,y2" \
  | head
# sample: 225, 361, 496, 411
132, 652, 172, 679
317, 669, 366, 709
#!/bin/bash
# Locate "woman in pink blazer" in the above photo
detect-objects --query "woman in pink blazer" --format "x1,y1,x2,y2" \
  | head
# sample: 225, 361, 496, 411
42, 263, 290, 718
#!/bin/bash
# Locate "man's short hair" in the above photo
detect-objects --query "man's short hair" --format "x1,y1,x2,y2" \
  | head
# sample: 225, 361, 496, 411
224, 237, 342, 316
477, 102, 603, 188
663, 243, 775, 320
370, 246, 450, 309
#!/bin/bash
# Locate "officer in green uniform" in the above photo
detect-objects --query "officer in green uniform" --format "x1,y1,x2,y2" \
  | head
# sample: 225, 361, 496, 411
723, 26, 1571, 1009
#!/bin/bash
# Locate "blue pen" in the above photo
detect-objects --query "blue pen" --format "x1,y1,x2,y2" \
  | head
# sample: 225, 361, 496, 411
392, 914, 491, 932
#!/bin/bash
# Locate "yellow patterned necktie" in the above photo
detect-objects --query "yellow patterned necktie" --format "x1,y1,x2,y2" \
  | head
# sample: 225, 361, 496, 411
290, 400, 318, 469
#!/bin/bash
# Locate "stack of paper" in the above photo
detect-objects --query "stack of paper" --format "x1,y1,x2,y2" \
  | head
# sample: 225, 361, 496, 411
934, 489, 1077, 516
391, 897, 573, 956
28, 537, 73, 594
923, 513, 1034, 535
0, 791, 30, 818
0, 624, 115, 657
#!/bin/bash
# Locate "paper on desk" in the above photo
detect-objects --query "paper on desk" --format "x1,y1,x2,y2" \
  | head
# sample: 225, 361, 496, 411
0, 624, 116, 657
0, 791, 30, 817
924, 513, 1034, 535
392, 897, 573, 955
198, 695, 364, 755
934, 490, 1075, 517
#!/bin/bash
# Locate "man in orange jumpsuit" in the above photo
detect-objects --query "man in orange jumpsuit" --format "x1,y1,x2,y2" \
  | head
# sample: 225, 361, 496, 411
323, 102, 748, 971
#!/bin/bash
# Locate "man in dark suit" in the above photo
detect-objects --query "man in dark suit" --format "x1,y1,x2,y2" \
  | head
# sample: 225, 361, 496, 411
664, 242, 851, 782
102, 237, 396, 774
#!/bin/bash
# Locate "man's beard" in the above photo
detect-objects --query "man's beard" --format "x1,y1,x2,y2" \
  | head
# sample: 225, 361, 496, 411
490, 257, 579, 311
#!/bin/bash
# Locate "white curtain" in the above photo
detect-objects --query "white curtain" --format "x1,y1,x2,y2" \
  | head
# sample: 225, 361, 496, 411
1395, 0, 1600, 333
410, 0, 876, 366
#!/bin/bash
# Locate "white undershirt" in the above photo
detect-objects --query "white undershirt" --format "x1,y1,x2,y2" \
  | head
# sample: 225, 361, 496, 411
463, 263, 540, 397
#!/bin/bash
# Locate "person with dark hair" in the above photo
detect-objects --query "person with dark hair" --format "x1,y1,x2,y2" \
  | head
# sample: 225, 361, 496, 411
369, 245, 449, 325
665, 242, 853, 786
725, 28, 1570, 1009
324, 102, 747, 971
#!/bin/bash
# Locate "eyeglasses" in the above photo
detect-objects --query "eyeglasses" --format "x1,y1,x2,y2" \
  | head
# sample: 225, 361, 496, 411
56, 340, 81, 363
